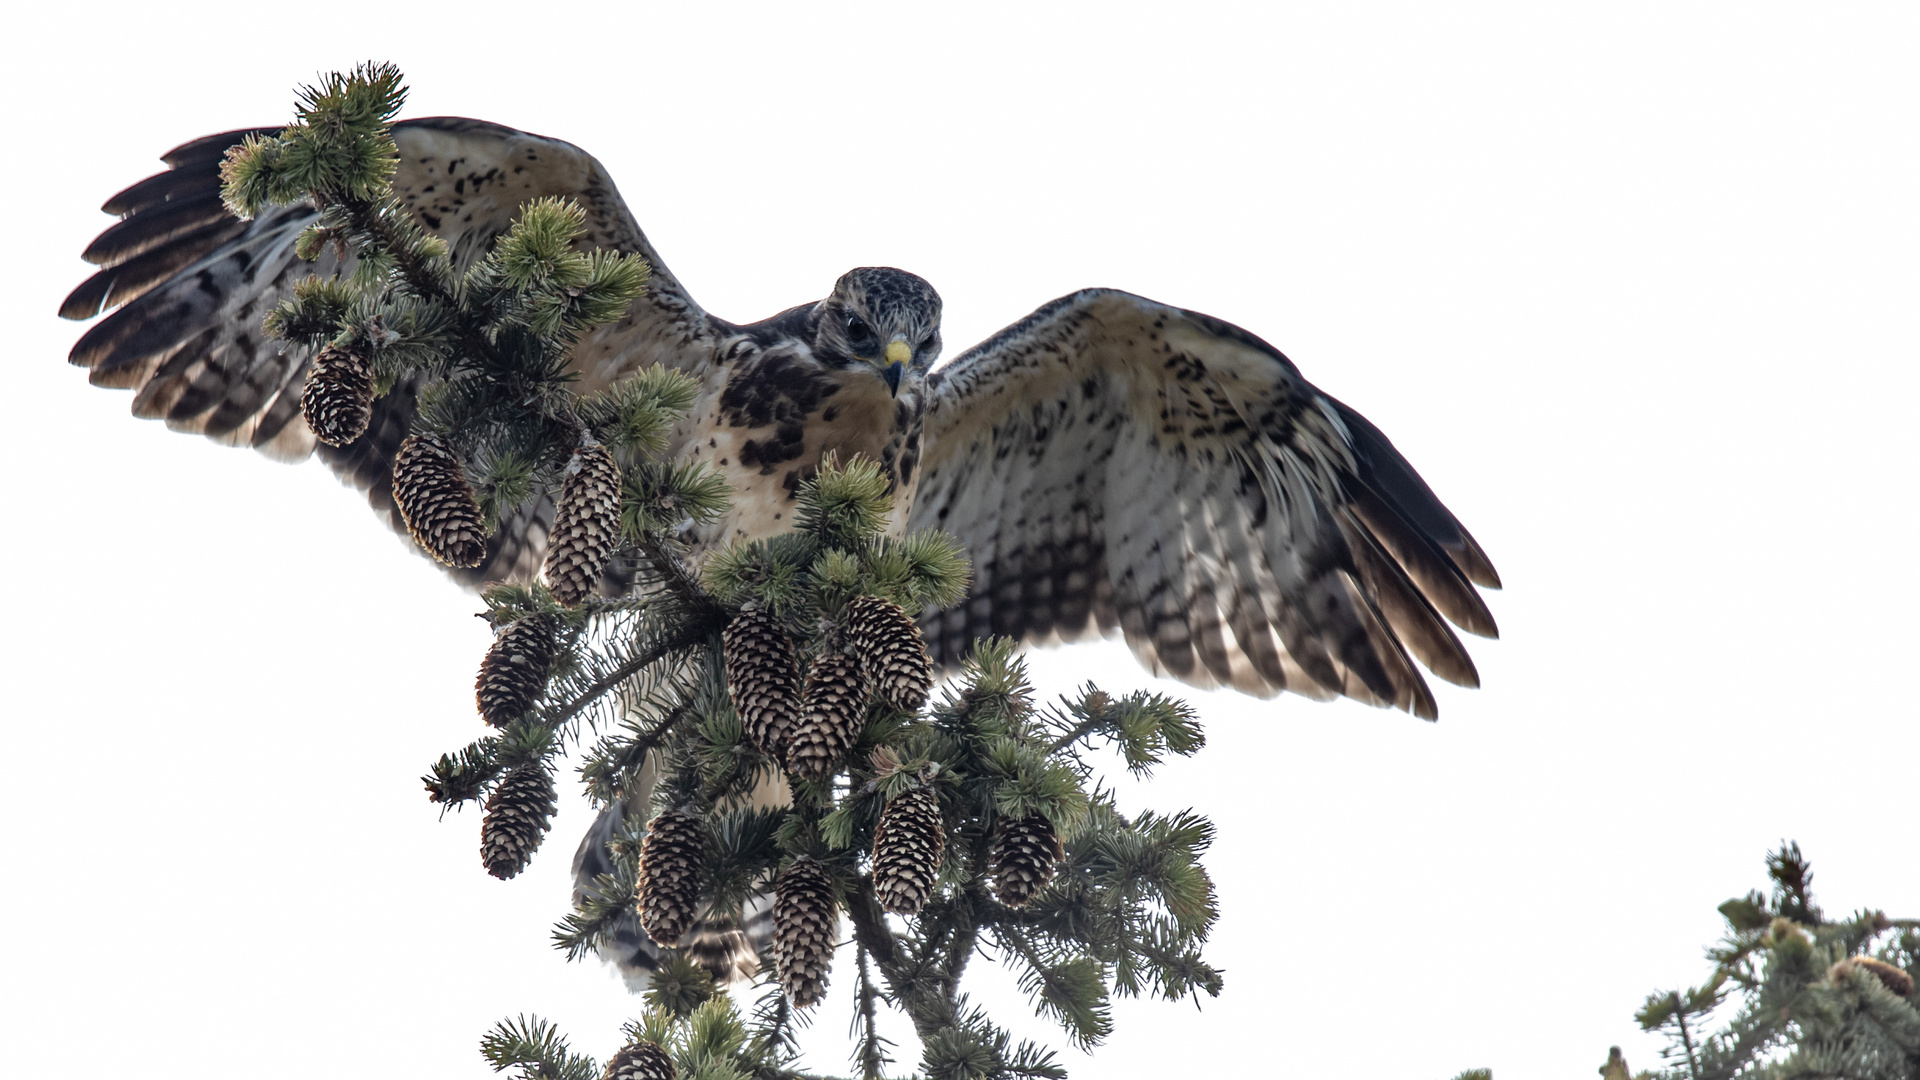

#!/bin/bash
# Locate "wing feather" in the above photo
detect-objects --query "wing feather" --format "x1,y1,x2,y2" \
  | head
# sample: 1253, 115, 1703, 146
61, 116, 717, 589
911, 289, 1498, 717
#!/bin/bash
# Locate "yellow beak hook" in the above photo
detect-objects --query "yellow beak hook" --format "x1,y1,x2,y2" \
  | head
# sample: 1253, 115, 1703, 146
884, 339, 910, 396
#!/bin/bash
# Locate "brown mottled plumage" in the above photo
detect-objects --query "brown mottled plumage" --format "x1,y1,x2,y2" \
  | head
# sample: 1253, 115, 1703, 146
63, 115, 1502, 990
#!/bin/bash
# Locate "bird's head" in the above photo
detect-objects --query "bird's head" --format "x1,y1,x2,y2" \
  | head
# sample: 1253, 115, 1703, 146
815, 267, 942, 397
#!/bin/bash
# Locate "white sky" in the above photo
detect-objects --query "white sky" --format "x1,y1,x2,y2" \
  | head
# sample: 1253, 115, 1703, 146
3, 3, 1915, 1077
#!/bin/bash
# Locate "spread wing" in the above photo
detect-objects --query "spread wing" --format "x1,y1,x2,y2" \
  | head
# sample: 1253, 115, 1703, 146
61, 117, 717, 586
909, 289, 1500, 718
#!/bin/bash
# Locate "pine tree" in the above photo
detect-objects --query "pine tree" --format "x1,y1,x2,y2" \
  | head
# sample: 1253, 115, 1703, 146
236, 64, 1226, 1080
1626, 843, 1920, 1080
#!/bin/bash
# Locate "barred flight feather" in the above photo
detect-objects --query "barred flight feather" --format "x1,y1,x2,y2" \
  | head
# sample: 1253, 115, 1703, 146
913, 288, 1499, 718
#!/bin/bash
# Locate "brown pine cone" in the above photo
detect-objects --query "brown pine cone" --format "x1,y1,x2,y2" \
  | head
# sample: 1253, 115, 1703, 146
723, 609, 801, 762
543, 441, 622, 606
475, 614, 557, 728
301, 343, 376, 448
990, 813, 1062, 908
637, 809, 707, 947
1833, 956, 1916, 998
786, 652, 867, 782
872, 783, 945, 915
480, 762, 556, 880
846, 596, 934, 712
392, 432, 487, 568
603, 1039, 676, 1080
773, 857, 839, 1008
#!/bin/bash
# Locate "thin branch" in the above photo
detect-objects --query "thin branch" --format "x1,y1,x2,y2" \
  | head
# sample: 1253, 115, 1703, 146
639, 534, 728, 625
943, 878, 987, 996
1046, 715, 1106, 756
339, 193, 498, 364
995, 924, 1054, 992
844, 875, 905, 979
543, 628, 702, 731
1673, 992, 1701, 1080
939, 841, 995, 995
853, 943, 888, 1080
600, 703, 693, 797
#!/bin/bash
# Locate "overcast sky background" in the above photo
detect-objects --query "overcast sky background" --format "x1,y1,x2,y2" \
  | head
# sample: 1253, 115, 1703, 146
2, 3, 1915, 1077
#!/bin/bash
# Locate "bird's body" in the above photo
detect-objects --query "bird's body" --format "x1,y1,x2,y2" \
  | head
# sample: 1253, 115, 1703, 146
668, 297, 932, 550
64, 115, 1501, 989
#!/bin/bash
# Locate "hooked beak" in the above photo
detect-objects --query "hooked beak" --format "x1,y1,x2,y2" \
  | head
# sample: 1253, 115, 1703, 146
883, 338, 910, 397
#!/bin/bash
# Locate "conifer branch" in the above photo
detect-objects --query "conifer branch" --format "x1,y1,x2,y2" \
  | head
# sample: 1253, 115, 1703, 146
1044, 715, 1106, 756
637, 533, 728, 626
540, 627, 704, 732
335, 191, 501, 365
852, 944, 889, 1080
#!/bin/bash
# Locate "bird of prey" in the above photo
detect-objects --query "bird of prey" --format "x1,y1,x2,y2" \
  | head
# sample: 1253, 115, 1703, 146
64, 116, 1501, 983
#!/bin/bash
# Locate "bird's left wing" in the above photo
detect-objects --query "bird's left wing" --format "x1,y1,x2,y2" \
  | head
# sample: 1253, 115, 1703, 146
61, 117, 717, 587
908, 289, 1499, 718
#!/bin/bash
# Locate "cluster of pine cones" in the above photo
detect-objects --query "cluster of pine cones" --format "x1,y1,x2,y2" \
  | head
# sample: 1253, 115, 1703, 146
471, 611, 563, 880
722, 596, 934, 780
388, 426, 623, 607
712, 599, 1064, 1006
458, 510, 1067, 1013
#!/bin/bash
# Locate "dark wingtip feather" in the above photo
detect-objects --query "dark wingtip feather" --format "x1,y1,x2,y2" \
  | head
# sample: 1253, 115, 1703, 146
1412, 687, 1439, 721
61, 217, 249, 322
60, 272, 113, 321
1350, 486, 1499, 640
1328, 395, 1502, 591
159, 128, 272, 169
1337, 512, 1482, 688
102, 166, 211, 217
1450, 527, 1502, 590
80, 195, 229, 267
68, 308, 133, 368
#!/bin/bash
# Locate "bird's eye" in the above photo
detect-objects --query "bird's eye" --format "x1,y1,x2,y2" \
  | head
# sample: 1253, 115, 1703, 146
845, 315, 873, 345
919, 333, 936, 352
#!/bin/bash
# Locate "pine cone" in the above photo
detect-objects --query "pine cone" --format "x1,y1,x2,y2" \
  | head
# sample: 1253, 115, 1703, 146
786, 652, 867, 782
723, 609, 801, 762
475, 614, 557, 728
773, 857, 839, 1008
392, 432, 487, 568
543, 442, 622, 606
480, 763, 556, 880
872, 783, 945, 915
637, 809, 707, 947
301, 344, 376, 448
1834, 956, 1916, 998
990, 814, 1062, 908
846, 596, 933, 712
603, 1039, 676, 1080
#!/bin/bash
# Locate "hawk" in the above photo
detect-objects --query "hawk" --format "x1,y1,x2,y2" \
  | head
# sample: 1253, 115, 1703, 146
64, 116, 1501, 983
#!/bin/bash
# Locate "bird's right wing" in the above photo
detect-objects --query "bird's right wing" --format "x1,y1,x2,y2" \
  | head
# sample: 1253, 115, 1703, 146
909, 289, 1499, 718
61, 117, 717, 586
